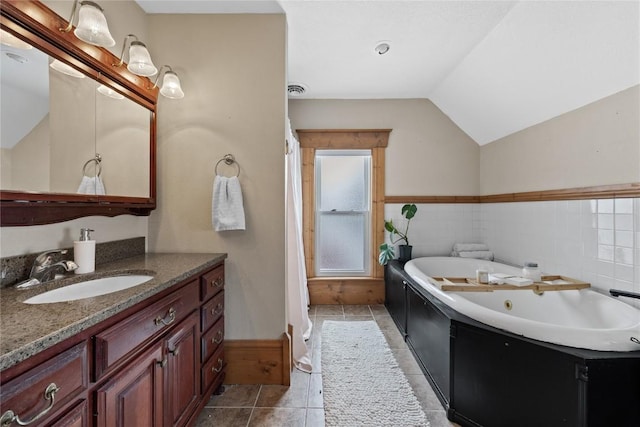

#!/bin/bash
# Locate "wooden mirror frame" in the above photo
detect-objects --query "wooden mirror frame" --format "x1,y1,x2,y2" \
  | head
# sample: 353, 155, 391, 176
0, 0, 158, 226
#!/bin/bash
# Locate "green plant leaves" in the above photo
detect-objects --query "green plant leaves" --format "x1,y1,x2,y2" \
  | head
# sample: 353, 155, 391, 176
401, 204, 417, 220
378, 243, 395, 265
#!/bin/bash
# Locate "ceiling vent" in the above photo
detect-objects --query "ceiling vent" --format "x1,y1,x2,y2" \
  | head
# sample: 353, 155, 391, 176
287, 84, 306, 97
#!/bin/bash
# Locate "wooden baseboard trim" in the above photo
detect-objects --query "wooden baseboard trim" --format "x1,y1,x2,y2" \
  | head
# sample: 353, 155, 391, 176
385, 183, 640, 205
308, 277, 384, 305
224, 332, 291, 385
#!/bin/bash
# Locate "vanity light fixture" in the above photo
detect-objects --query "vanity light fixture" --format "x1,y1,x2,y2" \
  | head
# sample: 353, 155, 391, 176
115, 34, 157, 77
152, 65, 185, 99
0, 29, 33, 50
60, 0, 115, 48
97, 84, 124, 99
50, 59, 85, 78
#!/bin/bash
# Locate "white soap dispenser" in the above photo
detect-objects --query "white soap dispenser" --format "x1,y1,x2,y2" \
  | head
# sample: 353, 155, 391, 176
74, 228, 96, 274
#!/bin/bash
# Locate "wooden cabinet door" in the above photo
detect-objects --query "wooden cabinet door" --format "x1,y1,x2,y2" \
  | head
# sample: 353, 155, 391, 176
165, 312, 199, 427
95, 343, 164, 427
48, 400, 87, 427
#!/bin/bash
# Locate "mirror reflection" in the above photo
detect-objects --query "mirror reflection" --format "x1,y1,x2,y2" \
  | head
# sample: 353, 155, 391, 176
0, 38, 150, 198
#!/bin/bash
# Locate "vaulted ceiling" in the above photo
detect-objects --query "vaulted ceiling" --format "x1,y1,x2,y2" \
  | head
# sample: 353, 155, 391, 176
137, 0, 639, 145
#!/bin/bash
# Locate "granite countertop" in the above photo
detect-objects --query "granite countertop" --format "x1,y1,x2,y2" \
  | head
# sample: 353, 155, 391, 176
0, 252, 227, 371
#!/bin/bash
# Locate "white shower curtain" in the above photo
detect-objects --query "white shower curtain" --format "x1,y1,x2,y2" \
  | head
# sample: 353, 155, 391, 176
286, 120, 313, 373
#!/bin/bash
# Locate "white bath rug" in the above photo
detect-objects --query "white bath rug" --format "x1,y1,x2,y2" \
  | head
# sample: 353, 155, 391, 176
321, 320, 429, 426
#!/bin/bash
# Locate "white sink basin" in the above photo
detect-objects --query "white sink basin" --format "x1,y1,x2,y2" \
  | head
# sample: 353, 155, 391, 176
23, 275, 154, 304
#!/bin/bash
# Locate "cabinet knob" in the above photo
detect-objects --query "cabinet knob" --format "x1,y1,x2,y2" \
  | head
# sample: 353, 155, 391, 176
0, 383, 60, 426
211, 304, 224, 316
212, 330, 224, 345
168, 347, 180, 357
211, 278, 224, 288
212, 358, 224, 373
157, 357, 168, 368
154, 307, 176, 326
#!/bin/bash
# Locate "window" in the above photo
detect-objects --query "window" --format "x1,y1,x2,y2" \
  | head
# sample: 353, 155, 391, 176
297, 129, 389, 284
315, 150, 371, 276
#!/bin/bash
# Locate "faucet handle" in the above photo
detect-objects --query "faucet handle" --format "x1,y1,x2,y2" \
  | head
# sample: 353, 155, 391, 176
31, 250, 68, 275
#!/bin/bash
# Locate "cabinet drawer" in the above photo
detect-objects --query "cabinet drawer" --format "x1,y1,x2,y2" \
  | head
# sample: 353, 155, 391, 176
201, 291, 224, 332
200, 265, 225, 302
0, 342, 87, 427
201, 346, 225, 394
94, 280, 199, 380
201, 317, 224, 363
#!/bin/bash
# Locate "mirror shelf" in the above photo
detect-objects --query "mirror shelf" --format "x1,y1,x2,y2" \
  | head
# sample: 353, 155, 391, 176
0, 0, 158, 226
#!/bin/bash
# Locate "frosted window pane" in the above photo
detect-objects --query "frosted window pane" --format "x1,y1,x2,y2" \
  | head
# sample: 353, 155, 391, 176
317, 213, 366, 273
318, 155, 369, 211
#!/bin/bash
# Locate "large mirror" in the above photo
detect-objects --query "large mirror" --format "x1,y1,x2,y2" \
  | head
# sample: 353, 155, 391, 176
0, 1, 157, 226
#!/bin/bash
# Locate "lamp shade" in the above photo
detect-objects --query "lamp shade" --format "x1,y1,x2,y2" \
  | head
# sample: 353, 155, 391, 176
1, 29, 33, 50
50, 59, 85, 78
160, 71, 185, 99
97, 84, 124, 99
74, 1, 115, 47
127, 41, 157, 76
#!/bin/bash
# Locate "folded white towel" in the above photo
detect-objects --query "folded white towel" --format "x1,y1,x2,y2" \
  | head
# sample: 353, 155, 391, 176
452, 243, 489, 253
455, 250, 494, 261
212, 175, 246, 231
77, 176, 106, 195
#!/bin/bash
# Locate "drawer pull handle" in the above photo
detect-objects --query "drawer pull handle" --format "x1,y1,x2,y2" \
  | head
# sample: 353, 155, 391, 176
211, 304, 223, 316
0, 383, 60, 426
169, 347, 180, 357
154, 307, 176, 326
212, 330, 224, 345
157, 357, 167, 368
211, 278, 224, 288
212, 358, 224, 373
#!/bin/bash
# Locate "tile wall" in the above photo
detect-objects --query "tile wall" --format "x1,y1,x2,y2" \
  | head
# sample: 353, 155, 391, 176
385, 198, 639, 299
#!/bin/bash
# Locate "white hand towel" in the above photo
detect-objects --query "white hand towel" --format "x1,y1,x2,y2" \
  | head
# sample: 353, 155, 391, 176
212, 175, 246, 231
456, 250, 494, 261
452, 243, 490, 253
77, 176, 106, 195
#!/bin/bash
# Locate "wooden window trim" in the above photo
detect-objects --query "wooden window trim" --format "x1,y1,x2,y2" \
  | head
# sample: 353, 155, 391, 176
298, 129, 389, 280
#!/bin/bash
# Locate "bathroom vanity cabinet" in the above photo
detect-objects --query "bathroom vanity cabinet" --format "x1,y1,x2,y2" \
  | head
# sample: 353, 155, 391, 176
385, 260, 640, 427
0, 259, 226, 427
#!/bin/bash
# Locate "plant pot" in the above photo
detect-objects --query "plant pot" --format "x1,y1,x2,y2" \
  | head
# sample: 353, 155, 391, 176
398, 245, 413, 263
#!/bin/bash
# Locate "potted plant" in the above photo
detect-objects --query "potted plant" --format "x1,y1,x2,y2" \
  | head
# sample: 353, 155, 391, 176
378, 203, 418, 265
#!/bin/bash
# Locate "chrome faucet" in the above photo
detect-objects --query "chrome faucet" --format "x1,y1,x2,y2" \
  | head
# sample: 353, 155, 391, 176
15, 250, 78, 289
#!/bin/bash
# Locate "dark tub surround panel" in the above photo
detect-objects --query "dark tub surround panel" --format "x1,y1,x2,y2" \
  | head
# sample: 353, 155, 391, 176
385, 260, 640, 427
0, 253, 227, 427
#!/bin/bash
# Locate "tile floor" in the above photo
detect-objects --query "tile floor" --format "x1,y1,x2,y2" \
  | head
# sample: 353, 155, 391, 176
196, 304, 460, 427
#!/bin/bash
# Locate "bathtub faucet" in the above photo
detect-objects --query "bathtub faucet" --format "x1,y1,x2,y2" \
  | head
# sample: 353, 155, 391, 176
609, 289, 640, 301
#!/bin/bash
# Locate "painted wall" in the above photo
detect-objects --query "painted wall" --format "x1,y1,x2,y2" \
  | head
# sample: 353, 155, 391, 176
288, 99, 480, 196
146, 14, 287, 341
480, 85, 640, 194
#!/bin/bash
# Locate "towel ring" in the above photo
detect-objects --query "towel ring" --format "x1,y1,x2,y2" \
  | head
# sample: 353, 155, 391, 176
82, 154, 102, 177
215, 154, 240, 177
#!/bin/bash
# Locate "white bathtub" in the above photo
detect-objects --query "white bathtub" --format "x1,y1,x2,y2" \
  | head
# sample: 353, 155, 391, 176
404, 257, 640, 352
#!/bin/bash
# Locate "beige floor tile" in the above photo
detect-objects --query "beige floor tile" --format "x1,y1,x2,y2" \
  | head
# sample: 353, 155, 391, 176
424, 409, 459, 427
343, 304, 373, 316
196, 407, 252, 427
374, 313, 398, 331
305, 408, 326, 427
406, 374, 445, 411
255, 372, 310, 408
392, 348, 424, 375
206, 384, 260, 407
381, 324, 407, 349
316, 305, 344, 316
248, 408, 306, 427
311, 344, 322, 372
307, 373, 323, 408
369, 304, 389, 316
307, 305, 318, 317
